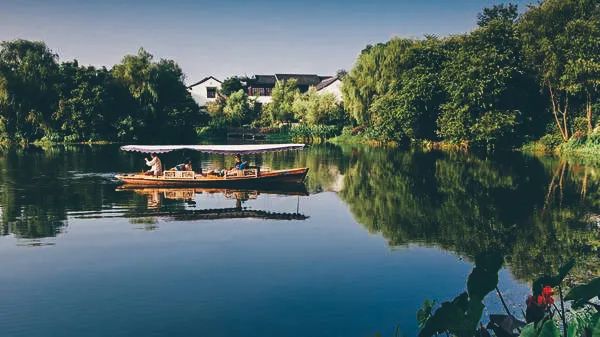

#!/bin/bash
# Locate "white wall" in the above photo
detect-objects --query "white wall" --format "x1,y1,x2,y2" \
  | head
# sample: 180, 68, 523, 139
189, 78, 222, 107
254, 95, 272, 104
317, 79, 342, 102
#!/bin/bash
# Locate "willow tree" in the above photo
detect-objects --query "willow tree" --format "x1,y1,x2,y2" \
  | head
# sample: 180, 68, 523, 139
111, 48, 203, 142
341, 37, 447, 140
0, 40, 60, 143
268, 78, 299, 123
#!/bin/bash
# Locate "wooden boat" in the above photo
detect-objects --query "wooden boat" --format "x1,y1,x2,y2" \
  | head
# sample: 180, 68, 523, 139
115, 144, 309, 187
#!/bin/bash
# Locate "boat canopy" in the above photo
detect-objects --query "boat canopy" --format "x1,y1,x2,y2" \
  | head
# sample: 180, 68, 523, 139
120, 144, 305, 154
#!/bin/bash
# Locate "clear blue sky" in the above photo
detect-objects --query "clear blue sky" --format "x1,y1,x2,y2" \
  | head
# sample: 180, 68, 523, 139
0, 0, 533, 84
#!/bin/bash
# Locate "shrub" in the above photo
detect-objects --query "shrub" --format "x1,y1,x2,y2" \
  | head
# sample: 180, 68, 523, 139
470, 110, 519, 149
289, 124, 340, 141
539, 133, 563, 149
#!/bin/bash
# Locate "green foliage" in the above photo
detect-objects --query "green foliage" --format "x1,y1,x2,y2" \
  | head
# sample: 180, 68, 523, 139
223, 89, 250, 125
219, 76, 245, 96
0, 42, 205, 144
0, 39, 60, 143
343, 37, 447, 143
111, 48, 204, 142
438, 15, 530, 148
532, 259, 575, 296
54, 61, 126, 142
288, 124, 339, 141
417, 300, 436, 328
267, 79, 299, 123
565, 277, 600, 308
519, 0, 600, 140
205, 96, 225, 118
342, 1, 599, 150
519, 320, 561, 337
477, 3, 518, 27
292, 88, 344, 126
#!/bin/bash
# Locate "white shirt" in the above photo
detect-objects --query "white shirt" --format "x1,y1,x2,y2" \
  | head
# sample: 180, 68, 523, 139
145, 156, 163, 175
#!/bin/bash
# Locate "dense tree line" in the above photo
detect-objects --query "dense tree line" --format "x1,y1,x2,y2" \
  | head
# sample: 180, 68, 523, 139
342, 0, 600, 149
0, 41, 205, 144
1, 0, 597, 149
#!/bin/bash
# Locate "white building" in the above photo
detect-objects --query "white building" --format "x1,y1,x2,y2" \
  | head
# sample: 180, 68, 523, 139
187, 74, 343, 107
187, 76, 222, 107
315, 77, 342, 102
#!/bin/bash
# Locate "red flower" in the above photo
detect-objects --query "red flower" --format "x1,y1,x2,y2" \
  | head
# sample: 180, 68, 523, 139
537, 295, 545, 306
541, 286, 554, 306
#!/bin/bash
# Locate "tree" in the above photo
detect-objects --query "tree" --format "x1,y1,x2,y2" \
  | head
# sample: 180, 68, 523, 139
292, 87, 344, 125
335, 69, 348, 79
220, 76, 245, 97
519, 0, 600, 140
111, 48, 204, 142
53, 61, 128, 142
437, 10, 531, 148
561, 18, 600, 134
476, 3, 518, 27
342, 39, 415, 125
343, 37, 446, 140
223, 89, 250, 126
268, 79, 299, 123
0, 39, 60, 142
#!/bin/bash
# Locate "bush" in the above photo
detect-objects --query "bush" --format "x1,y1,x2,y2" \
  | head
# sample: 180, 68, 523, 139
470, 110, 518, 149
539, 133, 563, 149
292, 88, 345, 126
289, 124, 340, 141
196, 116, 228, 139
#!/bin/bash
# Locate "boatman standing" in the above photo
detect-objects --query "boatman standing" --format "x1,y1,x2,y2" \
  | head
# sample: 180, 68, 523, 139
145, 153, 163, 176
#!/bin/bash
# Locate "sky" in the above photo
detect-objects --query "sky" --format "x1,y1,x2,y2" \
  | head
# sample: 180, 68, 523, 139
0, 0, 534, 85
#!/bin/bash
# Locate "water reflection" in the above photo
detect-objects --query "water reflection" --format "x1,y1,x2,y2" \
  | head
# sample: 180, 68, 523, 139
0, 144, 598, 279
106, 187, 310, 221
337, 146, 600, 280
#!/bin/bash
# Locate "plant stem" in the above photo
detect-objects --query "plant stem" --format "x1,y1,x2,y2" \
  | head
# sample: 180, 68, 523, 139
552, 302, 564, 321
496, 287, 513, 318
558, 285, 567, 337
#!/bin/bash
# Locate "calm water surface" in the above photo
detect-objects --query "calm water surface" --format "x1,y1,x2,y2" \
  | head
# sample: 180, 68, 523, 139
0, 144, 598, 337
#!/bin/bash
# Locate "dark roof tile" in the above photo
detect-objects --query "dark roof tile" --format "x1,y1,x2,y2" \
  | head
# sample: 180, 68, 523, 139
316, 76, 339, 90
187, 76, 222, 88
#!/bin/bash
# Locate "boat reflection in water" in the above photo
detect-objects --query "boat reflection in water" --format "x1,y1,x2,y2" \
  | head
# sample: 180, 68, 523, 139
113, 184, 310, 221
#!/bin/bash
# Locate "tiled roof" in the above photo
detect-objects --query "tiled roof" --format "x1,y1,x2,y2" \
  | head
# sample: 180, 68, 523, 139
316, 77, 339, 90
250, 75, 277, 85
244, 74, 335, 87
187, 76, 222, 89
275, 74, 327, 86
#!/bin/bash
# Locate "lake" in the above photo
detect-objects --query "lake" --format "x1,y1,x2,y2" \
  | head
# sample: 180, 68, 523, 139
0, 144, 598, 337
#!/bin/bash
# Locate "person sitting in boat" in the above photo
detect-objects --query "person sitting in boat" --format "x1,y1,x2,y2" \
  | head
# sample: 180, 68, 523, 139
144, 153, 163, 176
227, 154, 248, 175
173, 158, 193, 171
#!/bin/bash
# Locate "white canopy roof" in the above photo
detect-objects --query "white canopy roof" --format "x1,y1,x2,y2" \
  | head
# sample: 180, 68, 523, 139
120, 144, 305, 154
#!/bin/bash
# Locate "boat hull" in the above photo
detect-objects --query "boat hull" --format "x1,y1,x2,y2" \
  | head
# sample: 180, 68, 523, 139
115, 167, 309, 188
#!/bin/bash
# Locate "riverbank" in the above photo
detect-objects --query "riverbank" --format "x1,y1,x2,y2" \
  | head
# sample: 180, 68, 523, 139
331, 131, 600, 166
521, 132, 600, 165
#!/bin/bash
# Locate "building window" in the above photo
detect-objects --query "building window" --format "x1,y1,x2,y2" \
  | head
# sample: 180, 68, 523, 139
250, 87, 272, 96
206, 87, 217, 98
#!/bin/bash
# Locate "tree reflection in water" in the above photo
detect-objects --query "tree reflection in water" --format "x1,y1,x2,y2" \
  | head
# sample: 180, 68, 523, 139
0, 144, 598, 326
